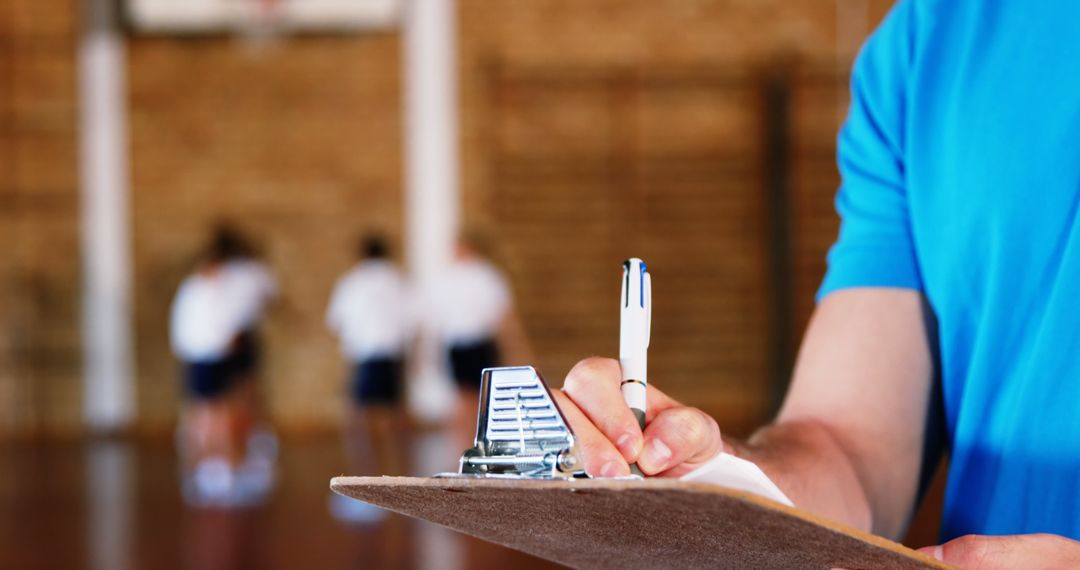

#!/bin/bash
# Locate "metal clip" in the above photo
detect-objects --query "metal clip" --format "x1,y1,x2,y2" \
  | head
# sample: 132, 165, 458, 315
458, 366, 588, 479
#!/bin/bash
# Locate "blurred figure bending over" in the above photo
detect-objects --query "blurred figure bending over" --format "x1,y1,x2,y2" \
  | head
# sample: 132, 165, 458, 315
326, 234, 415, 523
434, 231, 531, 445
170, 225, 278, 507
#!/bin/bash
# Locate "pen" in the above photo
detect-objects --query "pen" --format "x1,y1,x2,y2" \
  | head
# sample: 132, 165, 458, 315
620, 258, 651, 477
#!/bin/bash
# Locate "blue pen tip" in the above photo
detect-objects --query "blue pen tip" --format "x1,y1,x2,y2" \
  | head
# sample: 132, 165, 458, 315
638, 262, 646, 307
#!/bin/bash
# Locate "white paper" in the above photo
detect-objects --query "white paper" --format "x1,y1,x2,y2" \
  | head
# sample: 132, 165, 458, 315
678, 452, 794, 507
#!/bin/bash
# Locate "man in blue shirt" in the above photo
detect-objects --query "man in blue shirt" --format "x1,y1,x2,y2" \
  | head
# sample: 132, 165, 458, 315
553, 1, 1080, 566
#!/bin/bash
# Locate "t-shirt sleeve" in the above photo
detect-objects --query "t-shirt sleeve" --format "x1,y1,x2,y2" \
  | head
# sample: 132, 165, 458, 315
817, 0, 924, 301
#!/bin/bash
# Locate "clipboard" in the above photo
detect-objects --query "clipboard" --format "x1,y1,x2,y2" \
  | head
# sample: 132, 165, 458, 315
330, 475, 952, 570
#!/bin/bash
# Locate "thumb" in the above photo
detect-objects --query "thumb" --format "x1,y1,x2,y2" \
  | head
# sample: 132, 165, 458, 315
917, 535, 1025, 570
638, 406, 722, 476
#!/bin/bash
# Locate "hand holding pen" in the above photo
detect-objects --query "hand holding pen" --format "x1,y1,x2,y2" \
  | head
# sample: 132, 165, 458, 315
554, 257, 724, 478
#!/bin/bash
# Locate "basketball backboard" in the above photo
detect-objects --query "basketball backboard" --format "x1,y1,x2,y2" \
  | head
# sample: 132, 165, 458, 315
126, 0, 401, 34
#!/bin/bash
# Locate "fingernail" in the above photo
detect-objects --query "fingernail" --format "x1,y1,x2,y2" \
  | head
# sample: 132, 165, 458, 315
599, 460, 624, 478
641, 438, 672, 471
932, 545, 943, 561
616, 433, 640, 457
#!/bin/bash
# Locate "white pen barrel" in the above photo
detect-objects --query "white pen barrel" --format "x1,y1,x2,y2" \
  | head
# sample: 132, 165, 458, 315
621, 349, 647, 431
620, 257, 650, 435
621, 380, 647, 430
619, 354, 647, 384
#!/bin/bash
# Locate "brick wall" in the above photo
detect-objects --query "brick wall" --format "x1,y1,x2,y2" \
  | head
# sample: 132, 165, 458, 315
457, 0, 894, 431
0, 0, 896, 437
0, 0, 82, 437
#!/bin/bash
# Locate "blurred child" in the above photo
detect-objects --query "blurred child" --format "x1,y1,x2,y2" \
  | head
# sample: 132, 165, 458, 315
433, 231, 531, 445
170, 225, 277, 507
326, 234, 414, 522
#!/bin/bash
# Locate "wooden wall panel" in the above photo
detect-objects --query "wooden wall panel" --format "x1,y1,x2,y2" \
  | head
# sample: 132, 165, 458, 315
456, 0, 888, 432
481, 66, 772, 428
0, 0, 82, 437
0, 0, 896, 437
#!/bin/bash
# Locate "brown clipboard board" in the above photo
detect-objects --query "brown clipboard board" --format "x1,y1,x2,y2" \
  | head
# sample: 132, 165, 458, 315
330, 476, 954, 570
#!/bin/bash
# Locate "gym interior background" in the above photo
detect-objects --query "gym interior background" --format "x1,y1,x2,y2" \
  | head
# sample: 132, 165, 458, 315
0, 0, 944, 568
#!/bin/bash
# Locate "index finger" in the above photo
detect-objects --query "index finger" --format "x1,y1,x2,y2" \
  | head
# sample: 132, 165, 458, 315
561, 357, 683, 462
563, 358, 642, 461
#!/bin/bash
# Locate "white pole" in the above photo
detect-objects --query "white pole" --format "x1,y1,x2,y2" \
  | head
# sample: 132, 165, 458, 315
79, 0, 135, 432
403, 0, 460, 423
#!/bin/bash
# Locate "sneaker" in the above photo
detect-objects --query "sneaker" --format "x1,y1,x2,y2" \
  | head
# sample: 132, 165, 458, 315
184, 457, 236, 507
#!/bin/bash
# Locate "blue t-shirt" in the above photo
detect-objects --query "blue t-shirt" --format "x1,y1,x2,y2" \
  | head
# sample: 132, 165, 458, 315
819, 0, 1080, 540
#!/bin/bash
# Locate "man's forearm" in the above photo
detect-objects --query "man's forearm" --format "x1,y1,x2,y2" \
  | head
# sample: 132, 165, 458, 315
728, 419, 873, 533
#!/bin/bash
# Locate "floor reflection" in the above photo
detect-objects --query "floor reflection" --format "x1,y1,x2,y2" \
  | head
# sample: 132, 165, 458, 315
0, 433, 557, 570
185, 507, 257, 570
87, 440, 134, 570
412, 430, 464, 570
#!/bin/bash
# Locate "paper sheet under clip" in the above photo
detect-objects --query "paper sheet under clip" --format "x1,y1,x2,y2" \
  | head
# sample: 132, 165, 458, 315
678, 452, 794, 507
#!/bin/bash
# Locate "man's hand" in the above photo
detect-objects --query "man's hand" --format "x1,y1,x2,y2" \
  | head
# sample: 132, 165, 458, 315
554, 356, 727, 478
917, 534, 1080, 569
554, 290, 934, 536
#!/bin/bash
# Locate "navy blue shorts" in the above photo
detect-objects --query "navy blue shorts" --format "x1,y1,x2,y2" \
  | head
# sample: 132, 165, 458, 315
184, 360, 234, 401
448, 338, 499, 390
351, 357, 404, 406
